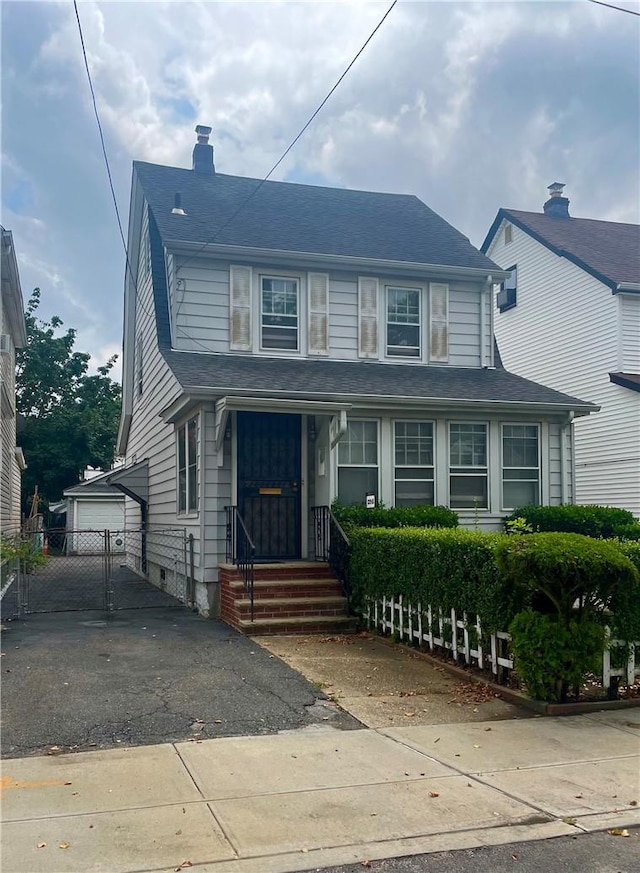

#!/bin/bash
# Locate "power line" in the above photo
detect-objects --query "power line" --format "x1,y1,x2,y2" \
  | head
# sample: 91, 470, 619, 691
73, 0, 154, 327
175, 0, 398, 276
587, 0, 640, 15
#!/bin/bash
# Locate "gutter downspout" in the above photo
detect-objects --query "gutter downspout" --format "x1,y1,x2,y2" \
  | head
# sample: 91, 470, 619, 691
560, 411, 575, 505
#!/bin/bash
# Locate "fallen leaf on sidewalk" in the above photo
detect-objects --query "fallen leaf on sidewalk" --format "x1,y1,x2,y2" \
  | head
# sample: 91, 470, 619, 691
429, 791, 439, 798
433, 737, 440, 743
512, 853, 519, 861
630, 800, 638, 806
362, 862, 372, 868
47, 746, 62, 755
36, 843, 46, 849
58, 843, 70, 849
175, 862, 193, 871
608, 828, 630, 837
575, 794, 583, 799
403, 711, 415, 717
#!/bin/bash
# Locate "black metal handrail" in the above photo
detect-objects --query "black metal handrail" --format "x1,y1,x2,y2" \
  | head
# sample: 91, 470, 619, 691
225, 506, 256, 620
311, 505, 351, 598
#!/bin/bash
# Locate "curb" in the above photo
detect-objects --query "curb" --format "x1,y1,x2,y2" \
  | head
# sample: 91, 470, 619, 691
372, 633, 640, 717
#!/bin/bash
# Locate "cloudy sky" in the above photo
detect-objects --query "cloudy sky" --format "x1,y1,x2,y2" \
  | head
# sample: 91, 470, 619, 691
2, 0, 638, 381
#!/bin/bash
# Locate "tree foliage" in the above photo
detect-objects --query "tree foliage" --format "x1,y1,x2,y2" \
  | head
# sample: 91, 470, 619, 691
16, 288, 122, 509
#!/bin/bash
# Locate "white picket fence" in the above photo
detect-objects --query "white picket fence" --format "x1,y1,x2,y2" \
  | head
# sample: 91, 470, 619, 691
363, 595, 640, 692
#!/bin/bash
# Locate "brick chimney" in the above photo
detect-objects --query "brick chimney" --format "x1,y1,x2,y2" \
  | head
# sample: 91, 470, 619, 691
192, 125, 214, 175
543, 182, 570, 218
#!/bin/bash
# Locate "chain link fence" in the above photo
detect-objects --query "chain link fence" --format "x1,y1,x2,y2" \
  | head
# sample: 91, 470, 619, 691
2, 528, 194, 615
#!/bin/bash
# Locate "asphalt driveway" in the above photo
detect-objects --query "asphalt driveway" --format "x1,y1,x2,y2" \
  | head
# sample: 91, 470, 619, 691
0, 608, 360, 758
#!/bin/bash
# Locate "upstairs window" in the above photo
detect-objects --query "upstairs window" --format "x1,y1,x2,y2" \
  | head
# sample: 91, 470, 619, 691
497, 266, 517, 313
386, 287, 420, 357
449, 423, 488, 509
177, 416, 198, 514
502, 424, 540, 509
261, 276, 299, 351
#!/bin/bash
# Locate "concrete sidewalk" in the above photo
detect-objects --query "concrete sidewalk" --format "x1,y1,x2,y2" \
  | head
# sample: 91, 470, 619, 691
2, 710, 639, 873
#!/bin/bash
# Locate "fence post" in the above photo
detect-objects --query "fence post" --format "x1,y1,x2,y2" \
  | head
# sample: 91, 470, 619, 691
104, 529, 114, 612
188, 533, 195, 608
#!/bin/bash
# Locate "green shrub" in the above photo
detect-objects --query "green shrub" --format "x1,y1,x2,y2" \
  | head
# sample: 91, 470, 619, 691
614, 523, 640, 542
504, 504, 637, 539
611, 541, 640, 641
494, 532, 639, 626
349, 526, 528, 632
509, 610, 605, 702
333, 502, 458, 531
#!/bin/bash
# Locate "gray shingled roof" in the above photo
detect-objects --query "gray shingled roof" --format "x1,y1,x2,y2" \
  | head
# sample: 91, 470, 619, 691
482, 209, 640, 289
135, 161, 499, 270
162, 350, 596, 410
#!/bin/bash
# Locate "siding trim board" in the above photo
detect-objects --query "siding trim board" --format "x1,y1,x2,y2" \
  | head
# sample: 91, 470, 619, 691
609, 372, 640, 393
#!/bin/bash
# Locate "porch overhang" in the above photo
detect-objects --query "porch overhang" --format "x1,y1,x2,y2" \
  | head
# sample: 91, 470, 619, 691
106, 459, 149, 506
213, 396, 352, 454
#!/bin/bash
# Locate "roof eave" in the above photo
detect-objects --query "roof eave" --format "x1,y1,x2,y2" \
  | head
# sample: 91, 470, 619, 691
615, 283, 640, 294
160, 383, 597, 419
163, 239, 510, 282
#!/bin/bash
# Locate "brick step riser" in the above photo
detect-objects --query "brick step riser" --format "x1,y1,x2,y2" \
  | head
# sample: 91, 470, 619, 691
220, 568, 336, 583
228, 585, 344, 600
234, 604, 348, 619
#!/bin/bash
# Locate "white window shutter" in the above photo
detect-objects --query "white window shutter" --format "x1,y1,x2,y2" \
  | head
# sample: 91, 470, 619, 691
429, 283, 449, 362
307, 272, 329, 356
230, 265, 252, 351
358, 277, 379, 359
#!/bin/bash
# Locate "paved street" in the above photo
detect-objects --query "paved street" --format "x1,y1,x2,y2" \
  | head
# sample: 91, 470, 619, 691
0, 608, 359, 758
2, 712, 639, 873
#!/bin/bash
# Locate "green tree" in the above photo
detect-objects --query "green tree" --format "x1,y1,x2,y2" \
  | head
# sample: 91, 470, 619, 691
16, 288, 122, 510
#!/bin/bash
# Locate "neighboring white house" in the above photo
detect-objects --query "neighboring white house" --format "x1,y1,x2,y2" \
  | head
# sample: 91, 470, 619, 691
114, 128, 596, 616
482, 184, 640, 518
0, 228, 27, 537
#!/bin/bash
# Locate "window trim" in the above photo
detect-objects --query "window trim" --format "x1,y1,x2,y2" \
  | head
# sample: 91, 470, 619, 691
385, 285, 422, 360
393, 420, 435, 507
177, 414, 199, 516
337, 418, 380, 505
500, 422, 541, 511
448, 421, 489, 511
496, 265, 517, 313
259, 274, 301, 353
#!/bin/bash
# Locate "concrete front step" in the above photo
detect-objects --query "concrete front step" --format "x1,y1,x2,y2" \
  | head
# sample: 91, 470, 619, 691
237, 615, 359, 635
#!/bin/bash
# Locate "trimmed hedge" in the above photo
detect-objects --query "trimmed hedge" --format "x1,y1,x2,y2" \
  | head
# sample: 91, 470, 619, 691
349, 527, 528, 633
504, 504, 640, 540
333, 502, 458, 530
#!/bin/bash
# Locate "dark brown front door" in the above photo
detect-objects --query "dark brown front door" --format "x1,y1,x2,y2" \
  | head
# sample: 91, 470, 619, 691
237, 412, 301, 560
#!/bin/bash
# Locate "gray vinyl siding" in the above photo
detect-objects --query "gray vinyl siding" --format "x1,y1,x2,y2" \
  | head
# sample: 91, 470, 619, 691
169, 256, 486, 367
0, 306, 21, 537
488, 220, 639, 517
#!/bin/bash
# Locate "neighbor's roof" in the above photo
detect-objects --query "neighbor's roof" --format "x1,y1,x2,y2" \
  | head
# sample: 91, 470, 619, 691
63, 470, 125, 497
482, 209, 640, 289
134, 161, 499, 271
162, 350, 597, 412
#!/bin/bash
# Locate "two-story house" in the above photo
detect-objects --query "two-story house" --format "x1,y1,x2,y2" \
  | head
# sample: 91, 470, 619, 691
114, 129, 595, 622
1, 227, 27, 537
482, 185, 640, 518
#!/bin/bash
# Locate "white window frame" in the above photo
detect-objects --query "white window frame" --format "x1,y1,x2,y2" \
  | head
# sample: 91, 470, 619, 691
500, 423, 541, 511
177, 414, 199, 516
393, 420, 435, 507
259, 274, 300, 353
448, 421, 489, 510
337, 419, 380, 505
385, 285, 422, 359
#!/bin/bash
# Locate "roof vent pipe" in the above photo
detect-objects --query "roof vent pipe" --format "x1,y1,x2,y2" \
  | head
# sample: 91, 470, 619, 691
171, 193, 186, 215
543, 182, 570, 219
192, 124, 215, 175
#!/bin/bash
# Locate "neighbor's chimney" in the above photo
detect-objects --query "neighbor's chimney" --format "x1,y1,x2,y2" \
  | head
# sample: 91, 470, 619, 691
192, 124, 214, 175
543, 182, 570, 218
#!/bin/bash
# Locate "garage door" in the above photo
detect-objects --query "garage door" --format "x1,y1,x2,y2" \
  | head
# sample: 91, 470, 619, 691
74, 499, 126, 554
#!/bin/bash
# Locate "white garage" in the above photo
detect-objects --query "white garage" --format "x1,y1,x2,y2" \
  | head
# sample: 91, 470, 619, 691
62, 472, 126, 554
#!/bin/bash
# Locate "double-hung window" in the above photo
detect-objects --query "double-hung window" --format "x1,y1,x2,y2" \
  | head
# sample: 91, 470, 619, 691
502, 424, 540, 509
449, 423, 488, 509
394, 422, 434, 506
177, 416, 198, 514
337, 420, 378, 505
261, 276, 299, 351
386, 287, 420, 357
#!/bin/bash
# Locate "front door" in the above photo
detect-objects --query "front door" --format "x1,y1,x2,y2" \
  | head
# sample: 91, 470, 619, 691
237, 412, 301, 560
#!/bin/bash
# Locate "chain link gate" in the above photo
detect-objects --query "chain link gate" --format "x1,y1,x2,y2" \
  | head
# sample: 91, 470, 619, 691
4, 528, 194, 616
